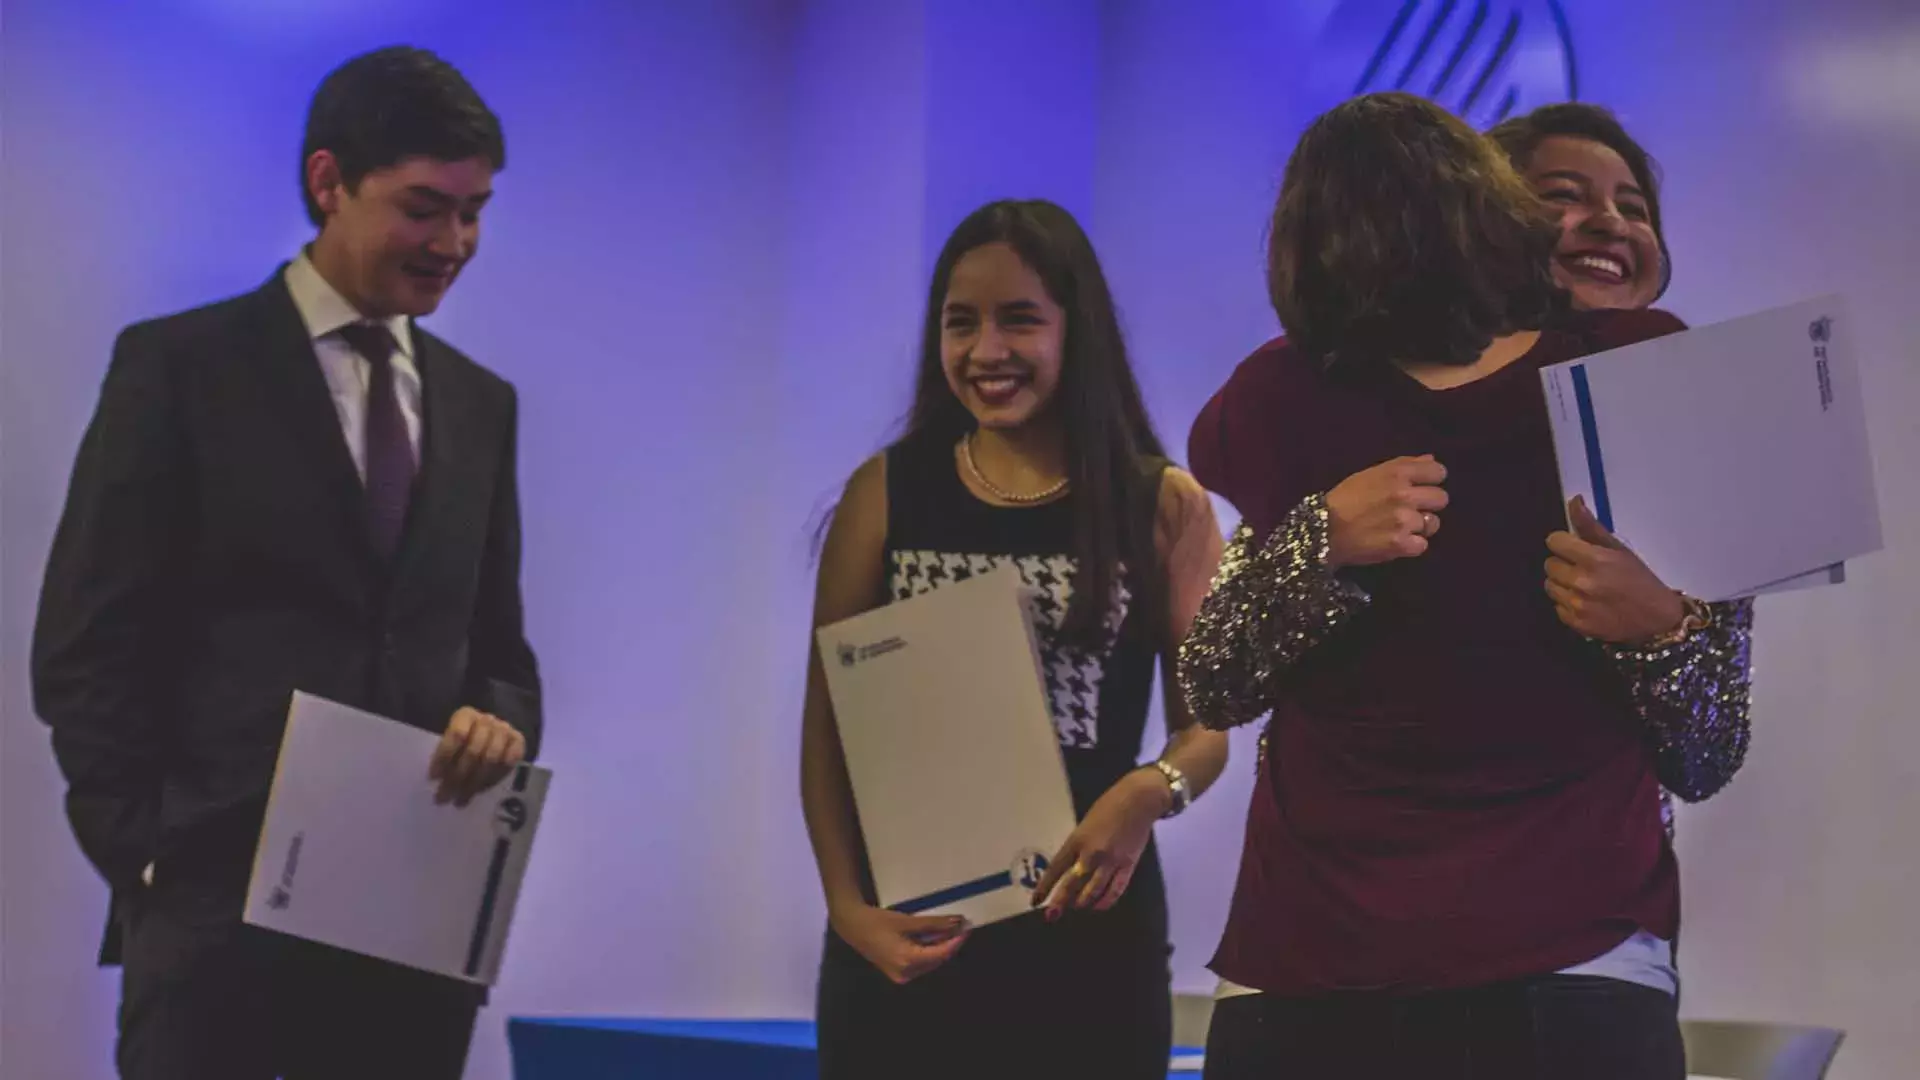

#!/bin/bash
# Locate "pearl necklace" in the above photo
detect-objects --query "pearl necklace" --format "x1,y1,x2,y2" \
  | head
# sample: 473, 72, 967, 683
961, 432, 1069, 504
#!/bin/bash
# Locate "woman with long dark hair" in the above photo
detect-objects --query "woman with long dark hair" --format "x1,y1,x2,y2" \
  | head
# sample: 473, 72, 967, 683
800, 199, 1229, 1079
1180, 94, 1752, 1077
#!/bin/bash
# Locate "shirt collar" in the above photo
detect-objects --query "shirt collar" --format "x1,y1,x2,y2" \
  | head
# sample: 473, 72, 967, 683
284, 249, 415, 359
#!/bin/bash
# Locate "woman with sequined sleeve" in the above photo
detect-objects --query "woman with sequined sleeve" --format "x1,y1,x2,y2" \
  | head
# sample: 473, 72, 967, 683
1176, 93, 1752, 1078
1199, 103, 1757, 1074
1488, 101, 1756, 829
801, 199, 1230, 1079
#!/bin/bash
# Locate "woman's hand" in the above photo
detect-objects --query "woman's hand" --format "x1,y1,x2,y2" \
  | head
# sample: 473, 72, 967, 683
829, 901, 969, 985
1545, 496, 1686, 644
1325, 455, 1450, 569
1029, 768, 1168, 920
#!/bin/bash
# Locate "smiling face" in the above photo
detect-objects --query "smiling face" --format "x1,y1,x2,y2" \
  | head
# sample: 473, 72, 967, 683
939, 241, 1067, 431
1523, 135, 1664, 311
305, 151, 493, 318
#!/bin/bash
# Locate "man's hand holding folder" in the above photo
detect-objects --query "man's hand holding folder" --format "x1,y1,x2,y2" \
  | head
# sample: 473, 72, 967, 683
429, 706, 528, 806
245, 693, 551, 985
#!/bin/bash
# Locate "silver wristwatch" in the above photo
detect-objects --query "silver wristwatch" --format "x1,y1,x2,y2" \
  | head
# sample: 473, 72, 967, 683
1151, 759, 1192, 818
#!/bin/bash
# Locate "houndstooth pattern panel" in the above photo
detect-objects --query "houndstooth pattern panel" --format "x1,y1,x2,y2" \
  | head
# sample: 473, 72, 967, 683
889, 550, 1130, 749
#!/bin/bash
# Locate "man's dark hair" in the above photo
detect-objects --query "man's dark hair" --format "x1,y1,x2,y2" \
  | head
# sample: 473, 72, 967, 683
1267, 92, 1563, 370
300, 46, 505, 226
1488, 102, 1672, 297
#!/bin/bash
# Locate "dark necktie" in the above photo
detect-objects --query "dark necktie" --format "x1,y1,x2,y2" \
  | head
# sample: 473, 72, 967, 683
337, 322, 415, 556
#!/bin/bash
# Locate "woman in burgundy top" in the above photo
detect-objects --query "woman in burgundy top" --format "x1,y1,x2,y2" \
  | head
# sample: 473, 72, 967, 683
1203, 103, 1761, 1066
1178, 93, 1752, 1078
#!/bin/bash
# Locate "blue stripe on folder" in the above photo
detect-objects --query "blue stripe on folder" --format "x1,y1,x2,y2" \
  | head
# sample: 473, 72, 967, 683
464, 764, 532, 977
1569, 364, 1614, 533
466, 840, 511, 977
890, 870, 1013, 914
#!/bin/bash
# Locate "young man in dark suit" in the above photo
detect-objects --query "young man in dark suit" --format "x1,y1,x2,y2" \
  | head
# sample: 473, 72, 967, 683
31, 45, 541, 1079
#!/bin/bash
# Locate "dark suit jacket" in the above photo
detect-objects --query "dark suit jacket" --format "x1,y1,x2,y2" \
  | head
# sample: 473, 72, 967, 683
31, 269, 542, 962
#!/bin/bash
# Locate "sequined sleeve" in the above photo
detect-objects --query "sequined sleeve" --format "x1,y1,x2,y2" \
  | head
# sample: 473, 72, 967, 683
1177, 494, 1370, 731
1605, 598, 1755, 802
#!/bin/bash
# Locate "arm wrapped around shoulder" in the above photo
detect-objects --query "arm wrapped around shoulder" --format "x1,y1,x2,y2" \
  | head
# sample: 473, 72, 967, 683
1605, 597, 1755, 801
1177, 494, 1370, 731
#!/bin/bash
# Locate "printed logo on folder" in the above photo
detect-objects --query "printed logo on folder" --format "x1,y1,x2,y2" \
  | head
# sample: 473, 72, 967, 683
1809, 315, 1834, 412
1011, 849, 1050, 891
494, 796, 529, 837
835, 635, 907, 667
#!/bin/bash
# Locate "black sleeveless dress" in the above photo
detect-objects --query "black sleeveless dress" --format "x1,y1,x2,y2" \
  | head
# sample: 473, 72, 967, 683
814, 435, 1175, 1080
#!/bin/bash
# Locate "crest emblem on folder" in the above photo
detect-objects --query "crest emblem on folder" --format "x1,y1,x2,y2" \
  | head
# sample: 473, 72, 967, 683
1808, 317, 1835, 411
494, 796, 529, 837
1011, 849, 1051, 891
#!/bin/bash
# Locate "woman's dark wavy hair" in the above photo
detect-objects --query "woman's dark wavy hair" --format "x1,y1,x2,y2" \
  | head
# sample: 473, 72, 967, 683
1268, 92, 1564, 370
1487, 102, 1673, 299
901, 200, 1167, 648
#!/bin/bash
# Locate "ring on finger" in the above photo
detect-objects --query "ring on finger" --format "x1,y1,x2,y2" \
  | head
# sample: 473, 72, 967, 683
1420, 512, 1437, 536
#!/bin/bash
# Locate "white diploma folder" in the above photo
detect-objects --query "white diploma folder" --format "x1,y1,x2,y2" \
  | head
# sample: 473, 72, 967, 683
243, 691, 550, 985
1540, 296, 1882, 601
817, 564, 1076, 928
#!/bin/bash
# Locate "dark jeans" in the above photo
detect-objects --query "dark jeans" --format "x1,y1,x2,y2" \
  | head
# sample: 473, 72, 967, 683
1204, 975, 1684, 1080
115, 863, 483, 1080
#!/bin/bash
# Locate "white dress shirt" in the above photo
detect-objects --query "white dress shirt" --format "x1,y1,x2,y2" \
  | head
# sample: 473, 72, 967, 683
283, 251, 423, 475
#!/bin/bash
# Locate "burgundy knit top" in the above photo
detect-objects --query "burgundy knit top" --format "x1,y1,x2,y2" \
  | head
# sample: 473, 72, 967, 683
1187, 309, 1687, 994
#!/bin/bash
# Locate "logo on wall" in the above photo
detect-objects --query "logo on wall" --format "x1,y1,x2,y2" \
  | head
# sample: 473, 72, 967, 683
1309, 0, 1579, 128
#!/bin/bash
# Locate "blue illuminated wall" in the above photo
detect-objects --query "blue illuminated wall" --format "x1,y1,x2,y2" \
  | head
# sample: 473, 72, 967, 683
5, 2, 1918, 1078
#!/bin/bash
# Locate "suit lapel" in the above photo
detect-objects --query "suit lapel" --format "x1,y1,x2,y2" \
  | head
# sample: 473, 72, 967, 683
249, 271, 379, 567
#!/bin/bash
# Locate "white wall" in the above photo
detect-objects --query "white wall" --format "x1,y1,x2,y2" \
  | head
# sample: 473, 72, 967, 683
761, 0, 935, 1007
1602, 6, 1920, 1077
1089, 2, 1321, 987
